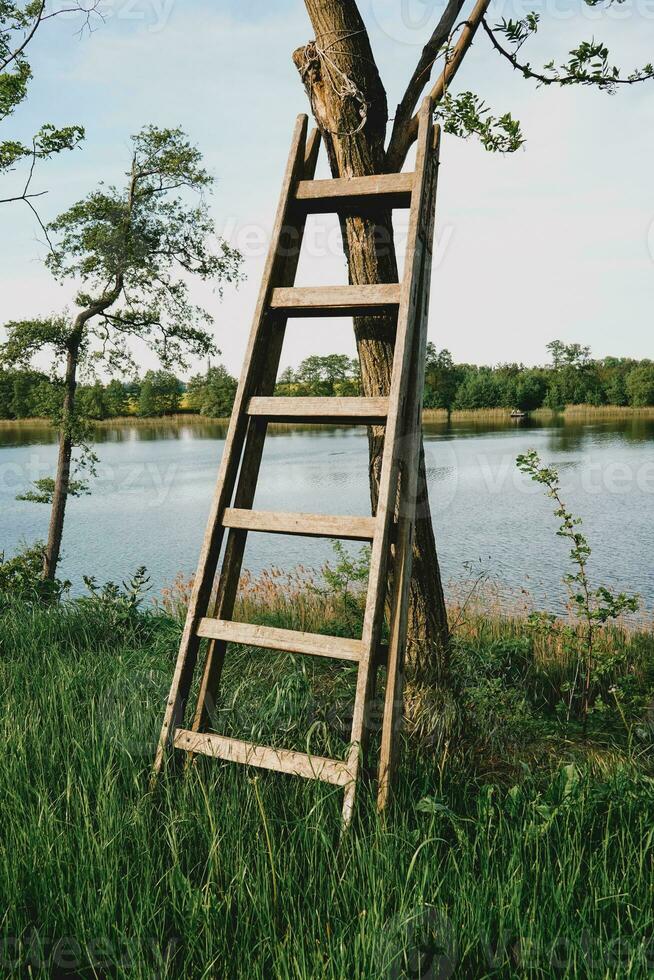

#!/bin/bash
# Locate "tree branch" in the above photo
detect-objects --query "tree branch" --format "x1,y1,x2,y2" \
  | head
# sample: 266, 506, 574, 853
1, 1, 102, 72
386, 0, 464, 167
386, 0, 491, 171
1, 0, 46, 72
0, 190, 47, 203
0, 138, 56, 251
481, 17, 654, 90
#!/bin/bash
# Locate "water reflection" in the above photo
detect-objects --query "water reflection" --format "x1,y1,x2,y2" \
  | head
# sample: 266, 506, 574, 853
4, 414, 653, 450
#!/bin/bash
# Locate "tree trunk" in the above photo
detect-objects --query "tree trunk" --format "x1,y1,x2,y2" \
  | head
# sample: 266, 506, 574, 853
43, 337, 80, 581
294, 0, 449, 679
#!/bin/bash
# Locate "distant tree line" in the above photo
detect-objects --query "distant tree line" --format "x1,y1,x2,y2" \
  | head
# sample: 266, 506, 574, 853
3, 342, 654, 423
424, 341, 654, 417
0, 367, 241, 421
275, 354, 361, 397
0, 369, 182, 420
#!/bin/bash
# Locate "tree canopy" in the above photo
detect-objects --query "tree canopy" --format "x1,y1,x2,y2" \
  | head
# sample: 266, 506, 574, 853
42, 125, 242, 372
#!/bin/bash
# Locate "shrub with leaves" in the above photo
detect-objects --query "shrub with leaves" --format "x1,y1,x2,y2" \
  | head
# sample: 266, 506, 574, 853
79, 566, 152, 638
517, 449, 639, 725
438, 91, 524, 153
318, 542, 370, 634
0, 541, 69, 607
2, 125, 243, 583
450, 635, 535, 755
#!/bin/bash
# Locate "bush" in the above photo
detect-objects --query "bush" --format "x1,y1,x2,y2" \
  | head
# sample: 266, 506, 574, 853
0, 542, 69, 606
454, 370, 504, 410
79, 566, 154, 639
626, 364, 654, 407
186, 365, 237, 417
452, 636, 536, 753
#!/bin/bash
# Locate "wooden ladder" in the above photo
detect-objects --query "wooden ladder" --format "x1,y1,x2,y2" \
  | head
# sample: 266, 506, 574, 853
153, 98, 441, 826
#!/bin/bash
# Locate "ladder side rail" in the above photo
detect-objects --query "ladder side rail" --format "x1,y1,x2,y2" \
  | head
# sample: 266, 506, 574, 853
341, 99, 435, 825
377, 125, 441, 811
153, 116, 314, 776
189, 129, 322, 737
190, 414, 269, 735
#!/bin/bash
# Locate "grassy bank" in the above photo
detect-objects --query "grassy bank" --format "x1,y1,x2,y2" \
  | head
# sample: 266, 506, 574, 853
423, 405, 654, 423
0, 413, 222, 429
1, 583, 653, 978
3, 404, 654, 431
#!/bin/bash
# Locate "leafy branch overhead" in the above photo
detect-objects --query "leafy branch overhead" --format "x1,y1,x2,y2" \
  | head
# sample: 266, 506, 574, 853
484, 11, 654, 91
437, 91, 524, 153
379, 0, 654, 167
1, 1, 102, 209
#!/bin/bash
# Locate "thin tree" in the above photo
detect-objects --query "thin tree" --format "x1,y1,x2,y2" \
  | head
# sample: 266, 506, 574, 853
1, 126, 242, 581
292, 0, 652, 679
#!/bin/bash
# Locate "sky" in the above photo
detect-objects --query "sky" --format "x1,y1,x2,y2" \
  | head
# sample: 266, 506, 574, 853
1, 0, 653, 379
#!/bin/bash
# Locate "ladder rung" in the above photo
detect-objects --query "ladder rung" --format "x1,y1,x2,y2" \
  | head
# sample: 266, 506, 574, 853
270, 284, 400, 317
197, 619, 364, 661
294, 172, 414, 213
223, 508, 376, 541
174, 730, 353, 785
247, 396, 388, 424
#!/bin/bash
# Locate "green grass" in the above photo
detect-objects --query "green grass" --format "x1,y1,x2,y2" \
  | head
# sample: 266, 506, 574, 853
1, 599, 654, 978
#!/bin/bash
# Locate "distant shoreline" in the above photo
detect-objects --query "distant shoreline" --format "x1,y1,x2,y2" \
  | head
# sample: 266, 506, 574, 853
424, 405, 654, 421
2, 404, 654, 429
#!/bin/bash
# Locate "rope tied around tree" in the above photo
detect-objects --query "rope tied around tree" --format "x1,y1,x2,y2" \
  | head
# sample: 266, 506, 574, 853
300, 38, 369, 137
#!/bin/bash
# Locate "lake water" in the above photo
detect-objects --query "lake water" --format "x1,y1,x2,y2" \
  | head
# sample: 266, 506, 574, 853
1, 416, 653, 613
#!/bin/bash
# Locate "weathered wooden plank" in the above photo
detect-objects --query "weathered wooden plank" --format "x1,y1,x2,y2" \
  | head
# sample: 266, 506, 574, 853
174, 730, 353, 786
196, 619, 363, 662
269, 284, 400, 317
222, 508, 376, 541
294, 172, 413, 213
247, 396, 388, 424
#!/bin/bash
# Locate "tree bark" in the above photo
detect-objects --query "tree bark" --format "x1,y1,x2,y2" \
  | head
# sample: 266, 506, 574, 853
43, 333, 81, 581
294, 0, 449, 679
